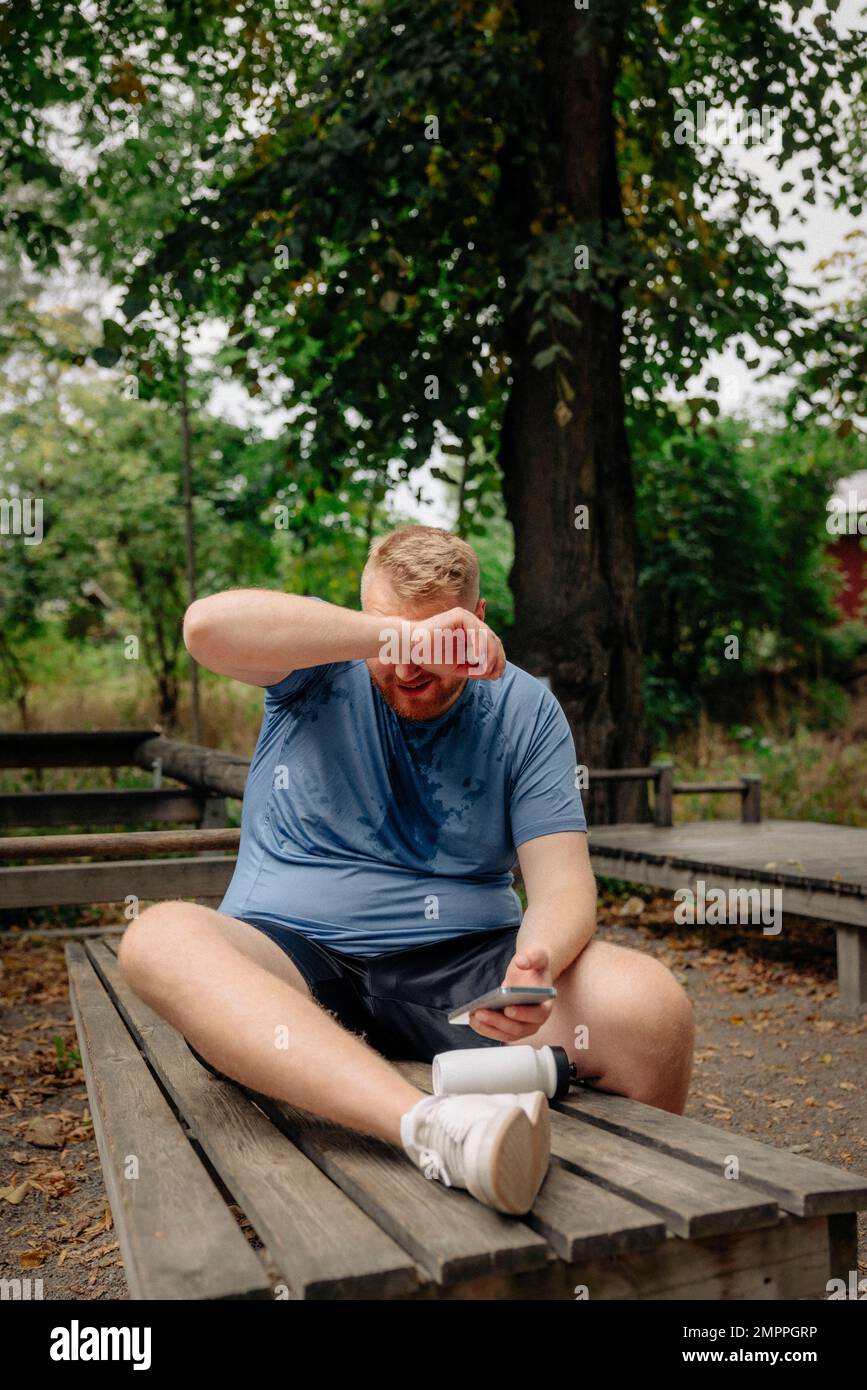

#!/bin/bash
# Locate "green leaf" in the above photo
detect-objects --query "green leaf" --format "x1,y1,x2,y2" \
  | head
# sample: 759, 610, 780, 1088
92, 345, 121, 368
550, 301, 582, 330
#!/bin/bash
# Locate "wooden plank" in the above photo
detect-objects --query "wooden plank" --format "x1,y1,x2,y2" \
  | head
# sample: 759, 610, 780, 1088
87, 940, 418, 1300
399, 1214, 831, 1301
672, 782, 744, 795
546, 1109, 778, 1238
588, 767, 658, 781
395, 1061, 666, 1260
589, 820, 867, 896
0, 789, 222, 829
588, 849, 867, 927
0, 827, 240, 861
0, 856, 236, 907
133, 735, 249, 799
255, 1094, 549, 1287
65, 942, 270, 1300
557, 1089, 867, 1218
0, 730, 156, 768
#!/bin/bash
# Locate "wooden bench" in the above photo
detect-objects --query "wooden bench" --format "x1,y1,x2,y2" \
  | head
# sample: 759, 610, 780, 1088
67, 933, 867, 1301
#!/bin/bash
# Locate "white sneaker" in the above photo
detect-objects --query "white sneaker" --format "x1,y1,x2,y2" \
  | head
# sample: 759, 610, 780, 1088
488, 1091, 549, 1126
400, 1092, 550, 1215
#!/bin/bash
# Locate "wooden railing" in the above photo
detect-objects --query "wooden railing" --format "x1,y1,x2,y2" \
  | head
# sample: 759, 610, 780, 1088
0, 731, 761, 917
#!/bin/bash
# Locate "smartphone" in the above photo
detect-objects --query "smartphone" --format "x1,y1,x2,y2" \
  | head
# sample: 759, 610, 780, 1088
448, 985, 557, 1026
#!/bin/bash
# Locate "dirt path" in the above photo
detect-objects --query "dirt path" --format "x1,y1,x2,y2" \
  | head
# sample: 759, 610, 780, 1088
1, 900, 864, 1299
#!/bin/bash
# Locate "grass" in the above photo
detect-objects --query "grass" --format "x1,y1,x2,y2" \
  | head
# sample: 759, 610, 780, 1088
664, 703, 867, 827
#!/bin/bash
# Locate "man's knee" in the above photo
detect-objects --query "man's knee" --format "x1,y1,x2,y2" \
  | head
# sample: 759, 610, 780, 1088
118, 900, 201, 993
592, 951, 695, 1070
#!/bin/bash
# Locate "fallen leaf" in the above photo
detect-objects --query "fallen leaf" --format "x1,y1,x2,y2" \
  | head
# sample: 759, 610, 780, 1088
728, 1015, 745, 1025
0, 1181, 31, 1205
618, 896, 646, 918
19, 1249, 47, 1269
24, 1116, 64, 1149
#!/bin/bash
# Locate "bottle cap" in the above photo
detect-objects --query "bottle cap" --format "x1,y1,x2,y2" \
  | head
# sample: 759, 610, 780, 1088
550, 1045, 572, 1099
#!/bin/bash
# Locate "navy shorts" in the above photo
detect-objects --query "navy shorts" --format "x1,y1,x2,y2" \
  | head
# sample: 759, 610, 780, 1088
185, 920, 520, 1079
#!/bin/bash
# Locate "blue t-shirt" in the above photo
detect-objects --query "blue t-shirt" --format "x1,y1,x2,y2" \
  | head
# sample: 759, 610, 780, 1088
219, 658, 587, 956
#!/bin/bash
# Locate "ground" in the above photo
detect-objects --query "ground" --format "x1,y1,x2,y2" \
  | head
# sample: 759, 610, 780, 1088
1, 896, 865, 1299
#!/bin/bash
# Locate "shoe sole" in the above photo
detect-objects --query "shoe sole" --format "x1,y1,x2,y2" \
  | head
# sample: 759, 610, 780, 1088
466, 1100, 551, 1215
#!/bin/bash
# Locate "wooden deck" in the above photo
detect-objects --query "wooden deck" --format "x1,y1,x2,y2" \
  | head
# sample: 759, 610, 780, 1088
67, 933, 867, 1301
588, 820, 867, 1014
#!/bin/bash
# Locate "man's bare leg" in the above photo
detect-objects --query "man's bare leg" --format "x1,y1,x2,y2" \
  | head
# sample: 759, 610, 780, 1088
504, 939, 695, 1113
118, 901, 425, 1143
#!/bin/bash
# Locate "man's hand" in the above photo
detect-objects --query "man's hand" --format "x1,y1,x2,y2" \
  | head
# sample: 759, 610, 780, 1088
405, 607, 505, 681
469, 944, 554, 1042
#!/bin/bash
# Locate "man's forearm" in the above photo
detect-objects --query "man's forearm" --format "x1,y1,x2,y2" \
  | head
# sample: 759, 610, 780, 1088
516, 895, 596, 980
184, 590, 395, 678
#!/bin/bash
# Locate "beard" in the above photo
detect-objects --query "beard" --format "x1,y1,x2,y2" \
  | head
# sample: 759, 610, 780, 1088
366, 667, 465, 722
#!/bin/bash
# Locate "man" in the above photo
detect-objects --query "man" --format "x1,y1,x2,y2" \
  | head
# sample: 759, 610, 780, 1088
120, 525, 694, 1216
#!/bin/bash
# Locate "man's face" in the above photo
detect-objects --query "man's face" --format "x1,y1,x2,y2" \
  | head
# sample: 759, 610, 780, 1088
363, 571, 484, 722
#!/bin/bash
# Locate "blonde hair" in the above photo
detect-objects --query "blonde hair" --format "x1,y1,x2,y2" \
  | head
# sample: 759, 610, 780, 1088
361, 525, 480, 607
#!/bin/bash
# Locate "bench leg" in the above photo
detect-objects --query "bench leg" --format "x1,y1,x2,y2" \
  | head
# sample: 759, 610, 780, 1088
827, 1213, 859, 1288
836, 926, 867, 1015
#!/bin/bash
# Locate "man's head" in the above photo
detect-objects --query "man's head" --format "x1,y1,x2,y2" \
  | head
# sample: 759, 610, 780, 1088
361, 524, 485, 721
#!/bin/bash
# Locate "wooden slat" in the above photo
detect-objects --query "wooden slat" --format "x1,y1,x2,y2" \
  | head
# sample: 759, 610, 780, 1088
545, 1111, 779, 1238
86, 940, 417, 1299
397, 1065, 778, 1239
557, 1089, 867, 1218
0, 730, 156, 768
672, 782, 744, 794
65, 942, 270, 1300
255, 1094, 549, 1287
395, 1061, 666, 1259
0, 828, 240, 861
0, 789, 222, 829
0, 856, 236, 907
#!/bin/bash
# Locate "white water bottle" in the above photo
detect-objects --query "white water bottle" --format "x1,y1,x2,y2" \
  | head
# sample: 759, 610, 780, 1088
432, 1044, 574, 1101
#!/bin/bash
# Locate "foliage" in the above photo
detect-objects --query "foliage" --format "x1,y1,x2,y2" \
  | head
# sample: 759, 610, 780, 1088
0, 368, 283, 721
635, 416, 857, 734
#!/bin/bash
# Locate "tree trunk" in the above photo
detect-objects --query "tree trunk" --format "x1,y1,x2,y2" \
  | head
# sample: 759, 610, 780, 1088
178, 338, 202, 743
499, 0, 648, 822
